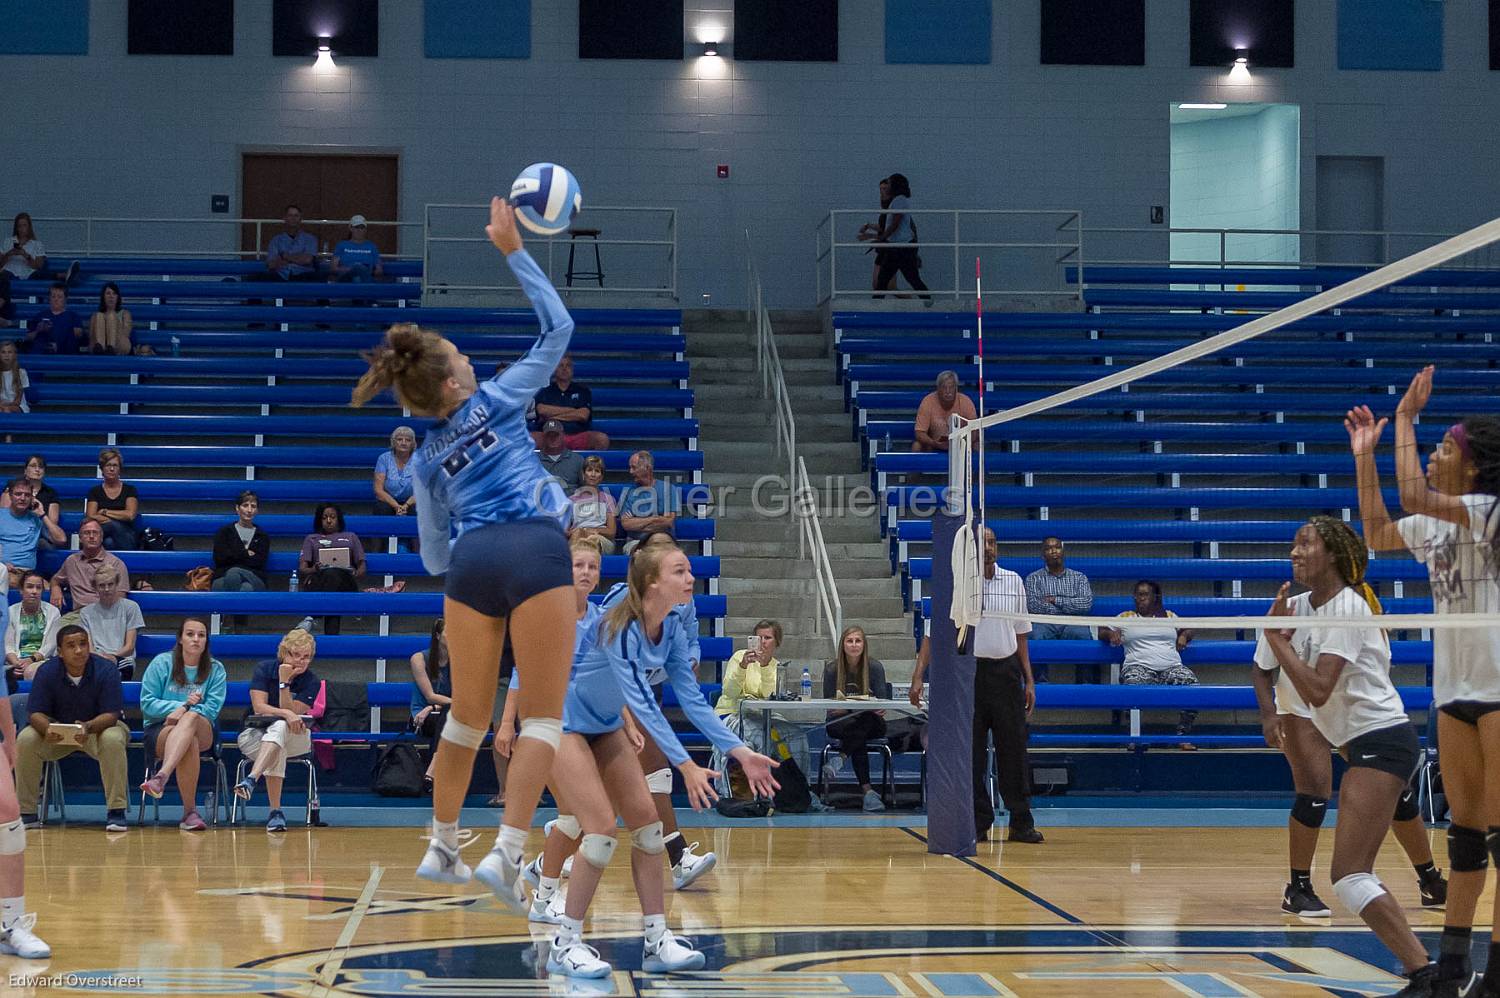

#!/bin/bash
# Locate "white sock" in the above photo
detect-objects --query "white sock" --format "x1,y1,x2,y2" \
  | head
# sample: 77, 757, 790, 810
554, 914, 584, 945
536, 875, 559, 901
1, 897, 22, 930
497, 823, 527, 863
432, 818, 459, 849
643, 913, 667, 944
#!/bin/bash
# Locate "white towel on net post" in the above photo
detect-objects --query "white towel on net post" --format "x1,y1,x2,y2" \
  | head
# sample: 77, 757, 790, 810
948, 418, 982, 641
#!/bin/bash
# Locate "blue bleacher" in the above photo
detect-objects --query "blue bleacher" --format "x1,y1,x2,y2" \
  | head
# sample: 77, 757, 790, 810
25, 382, 693, 412
31, 476, 707, 506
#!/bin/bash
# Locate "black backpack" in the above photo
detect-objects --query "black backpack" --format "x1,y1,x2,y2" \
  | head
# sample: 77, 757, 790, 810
372, 742, 424, 797
714, 797, 770, 818
767, 726, 811, 813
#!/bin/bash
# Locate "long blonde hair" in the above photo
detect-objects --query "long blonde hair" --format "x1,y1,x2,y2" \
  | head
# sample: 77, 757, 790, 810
602, 542, 677, 643
352, 323, 452, 416
833, 625, 870, 697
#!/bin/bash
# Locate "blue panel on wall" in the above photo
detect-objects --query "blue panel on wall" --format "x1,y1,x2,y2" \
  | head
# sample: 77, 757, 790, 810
1338, 0, 1441, 71
885, 0, 990, 65
425, 0, 530, 59
0, 0, 88, 54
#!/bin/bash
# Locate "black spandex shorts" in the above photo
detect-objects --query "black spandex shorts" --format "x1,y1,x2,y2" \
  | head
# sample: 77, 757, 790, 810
445, 518, 571, 618
1439, 700, 1500, 726
1342, 722, 1421, 781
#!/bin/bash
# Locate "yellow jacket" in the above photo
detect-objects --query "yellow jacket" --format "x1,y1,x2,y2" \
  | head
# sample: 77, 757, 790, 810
714, 651, 781, 716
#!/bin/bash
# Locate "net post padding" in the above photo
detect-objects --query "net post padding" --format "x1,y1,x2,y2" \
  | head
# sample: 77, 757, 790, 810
927, 509, 977, 858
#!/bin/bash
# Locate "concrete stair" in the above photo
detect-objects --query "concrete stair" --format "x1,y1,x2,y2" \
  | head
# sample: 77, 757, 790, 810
685, 310, 915, 676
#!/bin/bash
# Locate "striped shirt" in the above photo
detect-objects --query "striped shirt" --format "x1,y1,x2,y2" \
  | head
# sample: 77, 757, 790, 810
1024, 567, 1094, 616
975, 567, 1030, 660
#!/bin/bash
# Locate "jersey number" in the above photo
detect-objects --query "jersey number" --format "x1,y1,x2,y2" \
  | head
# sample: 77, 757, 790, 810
441, 427, 498, 477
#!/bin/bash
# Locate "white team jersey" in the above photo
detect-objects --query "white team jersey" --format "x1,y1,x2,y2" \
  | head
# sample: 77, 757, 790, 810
1253, 588, 1409, 748
1397, 492, 1500, 707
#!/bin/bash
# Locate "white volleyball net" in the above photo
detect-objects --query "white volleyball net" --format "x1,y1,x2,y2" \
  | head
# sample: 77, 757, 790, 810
941, 218, 1500, 649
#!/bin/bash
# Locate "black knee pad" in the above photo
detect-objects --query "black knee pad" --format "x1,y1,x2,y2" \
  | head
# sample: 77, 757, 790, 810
1448, 825, 1489, 873
1488, 827, 1500, 867
1291, 793, 1330, 829
1392, 788, 1420, 823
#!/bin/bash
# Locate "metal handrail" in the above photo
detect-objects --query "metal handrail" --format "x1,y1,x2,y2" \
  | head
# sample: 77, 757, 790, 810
1082, 224, 1486, 270
27, 215, 422, 259
747, 230, 842, 649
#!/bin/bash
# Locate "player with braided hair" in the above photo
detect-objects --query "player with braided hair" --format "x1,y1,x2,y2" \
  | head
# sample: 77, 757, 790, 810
1256, 516, 1440, 995
1253, 516, 1447, 919
1349, 366, 1500, 997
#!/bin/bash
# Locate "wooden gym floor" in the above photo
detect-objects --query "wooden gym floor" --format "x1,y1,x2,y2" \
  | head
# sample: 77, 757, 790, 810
5, 821, 1492, 996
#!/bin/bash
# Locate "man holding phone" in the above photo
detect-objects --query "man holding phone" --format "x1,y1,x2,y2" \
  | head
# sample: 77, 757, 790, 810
14, 626, 130, 830
0, 478, 64, 590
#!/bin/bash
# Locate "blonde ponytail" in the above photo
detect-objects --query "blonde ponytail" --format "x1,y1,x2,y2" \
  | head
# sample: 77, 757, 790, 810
352, 323, 452, 416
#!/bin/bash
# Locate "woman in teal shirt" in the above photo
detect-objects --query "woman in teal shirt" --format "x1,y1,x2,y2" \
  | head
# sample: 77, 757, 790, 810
138, 616, 227, 830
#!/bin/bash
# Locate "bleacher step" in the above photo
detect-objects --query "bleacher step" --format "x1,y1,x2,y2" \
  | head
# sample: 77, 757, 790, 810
717, 576, 897, 597
720, 556, 893, 579
728, 594, 906, 621
725, 615, 911, 638
712, 520, 876, 545
713, 539, 892, 560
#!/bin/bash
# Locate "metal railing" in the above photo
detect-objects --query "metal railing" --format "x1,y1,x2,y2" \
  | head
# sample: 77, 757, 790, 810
422, 204, 677, 301
25, 215, 421, 260
815, 208, 1084, 305
1082, 225, 1500, 272
748, 231, 842, 649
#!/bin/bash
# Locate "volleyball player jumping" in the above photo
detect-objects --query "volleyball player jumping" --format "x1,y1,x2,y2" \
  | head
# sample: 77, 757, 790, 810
1251, 516, 1447, 919
353, 198, 577, 912
1258, 517, 1440, 996
1348, 366, 1500, 998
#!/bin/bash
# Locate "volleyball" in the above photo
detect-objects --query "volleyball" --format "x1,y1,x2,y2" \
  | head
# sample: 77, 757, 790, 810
509, 162, 582, 236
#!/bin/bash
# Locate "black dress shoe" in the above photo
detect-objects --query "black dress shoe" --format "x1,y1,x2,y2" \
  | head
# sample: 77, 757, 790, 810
1007, 826, 1045, 844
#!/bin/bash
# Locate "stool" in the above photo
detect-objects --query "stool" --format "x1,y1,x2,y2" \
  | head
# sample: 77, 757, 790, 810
139, 747, 230, 826
38, 760, 66, 825
230, 755, 320, 826
565, 228, 604, 288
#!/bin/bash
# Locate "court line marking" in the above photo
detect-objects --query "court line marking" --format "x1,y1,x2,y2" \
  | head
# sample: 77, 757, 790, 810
312, 862, 383, 997
897, 826, 1084, 925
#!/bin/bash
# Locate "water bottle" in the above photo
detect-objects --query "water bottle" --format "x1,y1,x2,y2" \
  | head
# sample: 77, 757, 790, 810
800, 667, 812, 702
170, 336, 180, 357
883, 431, 892, 452
288, 568, 299, 593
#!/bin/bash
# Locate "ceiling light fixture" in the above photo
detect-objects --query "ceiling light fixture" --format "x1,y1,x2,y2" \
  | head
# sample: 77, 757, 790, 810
702, 41, 719, 57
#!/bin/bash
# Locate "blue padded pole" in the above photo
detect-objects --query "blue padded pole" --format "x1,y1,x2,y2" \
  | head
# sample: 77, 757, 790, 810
927, 510, 976, 857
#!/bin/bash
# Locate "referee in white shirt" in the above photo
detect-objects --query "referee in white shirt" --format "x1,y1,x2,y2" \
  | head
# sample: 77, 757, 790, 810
971, 527, 1042, 843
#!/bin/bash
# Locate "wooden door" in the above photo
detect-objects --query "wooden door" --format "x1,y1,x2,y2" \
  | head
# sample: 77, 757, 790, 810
241, 153, 400, 258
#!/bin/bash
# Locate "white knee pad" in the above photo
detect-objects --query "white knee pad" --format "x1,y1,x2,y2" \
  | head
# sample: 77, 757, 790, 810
0, 818, 23, 856
440, 714, 488, 749
578, 833, 617, 870
645, 768, 673, 795
518, 716, 563, 750
630, 820, 664, 855
553, 814, 582, 840
1333, 872, 1386, 915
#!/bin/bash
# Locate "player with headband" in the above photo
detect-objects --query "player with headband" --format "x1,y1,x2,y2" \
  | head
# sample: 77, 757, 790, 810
1258, 516, 1440, 996
1348, 366, 1500, 998
352, 198, 576, 911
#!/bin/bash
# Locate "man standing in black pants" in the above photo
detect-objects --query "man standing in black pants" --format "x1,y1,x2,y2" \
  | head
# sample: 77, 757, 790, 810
970, 527, 1041, 843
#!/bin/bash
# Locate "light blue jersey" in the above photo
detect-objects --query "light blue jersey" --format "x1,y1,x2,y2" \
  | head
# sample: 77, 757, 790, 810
411, 249, 575, 575
599, 581, 700, 684
568, 606, 743, 767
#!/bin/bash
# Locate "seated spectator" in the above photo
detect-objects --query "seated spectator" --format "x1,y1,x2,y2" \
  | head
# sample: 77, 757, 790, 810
536, 420, 584, 492
138, 616, 226, 830
22, 283, 85, 355
2, 213, 46, 281
373, 426, 416, 517
49, 519, 129, 623
234, 627, 322, 832
212, 491, 270, 634
298, 503, 364, 636
713, 619, 813, 797
5, 571, 59, 694
0, 341, 29, 413
89, 282, 132, 355
78, 565, 144, 679
0, 478, 64, 587
265, 204, 320, 281
85, 448, 140, 549
409, 617, 506, 799
618, 451, 678, 550
1100, 580, 1198, 748
15, 625, 130, 830
912, 370, 977, 453
1024, 536, 1097, 683
821, 625, 890, 812
331, 215, 382, 282
568, 455, 617, 552
4, 455, 60, 534
531, 354, 610, 451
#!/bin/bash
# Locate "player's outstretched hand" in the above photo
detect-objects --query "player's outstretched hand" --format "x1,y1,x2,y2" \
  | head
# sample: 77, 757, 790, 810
1344, 405, 1388, 457
677, 760, 720, 811
729, 746, 781, 799
1396, 365, 1435, 420
486, 197, 523, 256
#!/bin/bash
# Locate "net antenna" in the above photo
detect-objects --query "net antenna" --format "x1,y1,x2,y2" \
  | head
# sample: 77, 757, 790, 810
944, 213, 1500, 633
949, 258, 987, 642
